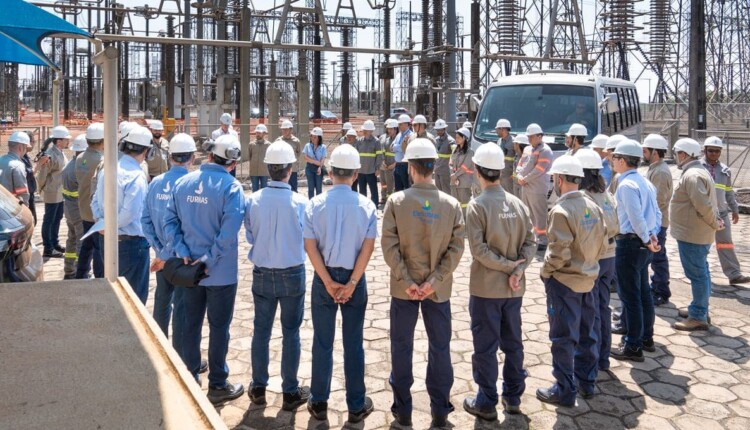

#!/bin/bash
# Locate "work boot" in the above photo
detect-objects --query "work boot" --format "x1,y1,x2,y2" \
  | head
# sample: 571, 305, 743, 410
729, 275, 750, 284
348, 397, 374, 423
678, 309, 711, 324
430, 412, 448, 428
674, 318, 709, 331
199, 359, 208, 374
652, 294, 669, 306
501, 397, 521, 415
63, 274, 76, 280
642, 338, 656, 353
536, 386, 575, 407
391, 410, 412, 426
463, 396, 498, 421
611, 323, 626, 335
207, 382, 244, 404
610, 344, 644, 362
307, 400, 328, 421
43, 249, 64, 258
282, 386, 311, 411
248, 386, 266, 405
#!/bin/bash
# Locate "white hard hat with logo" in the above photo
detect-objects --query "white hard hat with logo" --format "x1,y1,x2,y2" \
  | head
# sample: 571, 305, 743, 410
149, 120, 164, 131
254, 124, 268, 134
404, 138, 438, 161
362, 120, 376, 131
342, 122, 353, 130
70, 134, 88, 152
673, 138, 702, 158
549, 154, 584, 177
472, 142, 505, 170
9, 131, 31, 146
412, 115, 428, 125
642, 134, 669, 150
434, 119, 448, 130
346, 129, 358, 137
281, 120, 293, 129
220, 113, 233, 125
496, 118, 511, 129
330, 144, 361, 169
125, 126, 155, 148
264, 140, 297, 164
311, 127, 324, 137
87, 123, 105, 140
574, 148, 603, 169
613, 139, 644, 158
398, 114, 411, 124
526, 123, 543, 135
51, 125, 72, 139
703, 136, 724, 148
566, 123, 587, 137
605, 134, 626, 151
169, 133, 197, 153
513, 134, 529, 145
211, 134, 242, 162
591, 134, 609, 149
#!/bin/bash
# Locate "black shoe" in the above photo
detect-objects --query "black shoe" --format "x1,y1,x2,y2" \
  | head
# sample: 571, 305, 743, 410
54, 245, 65, 253
63, 274, 76, 280
536, 386, 575, 407
283, 386, 311, 411
199, 359, 208, 374
612, 311, 621, 321
463, 396, 497, 421
611, 324, 626, 335
207, 382, 244, 404
43, 249, 64, 258
611, 344, 644, 362
391, 410, 412, 426
678, 309, 711, 324
578, 387, 595, 399
348, 397, 374, 423
430, 412, 448, 428
729, 275, 750, 284
307, 400, 328, 421
642, 338, 656, 353
248, 386, 266, 405
653, 294, 669, 306
501, 397, 521, 415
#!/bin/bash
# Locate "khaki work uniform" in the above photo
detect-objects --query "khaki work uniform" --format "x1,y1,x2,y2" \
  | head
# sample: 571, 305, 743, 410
36, 144, 67, 204
434, 133, 455, 194
518, 142, 553, 246
354, 135, 384, 206
450, 148, 475, 215
75, 148, 102, 224
248, 138, 271, 178
513, 145, 530, 197
379, 133, 396, 202
62, 154, 83, 276
147, 137, 170, 179
647, 159, 673, 298
407, 130, 436, 147
498, 135, 516, 193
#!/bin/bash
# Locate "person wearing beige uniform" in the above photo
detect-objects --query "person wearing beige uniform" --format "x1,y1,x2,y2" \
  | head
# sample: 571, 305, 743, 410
276, 120, 302, 192
147, 120, 170, 180
450, 127, 475, 215
379, 119, 398, 203
517, 123, 553, 250
382, 138, 465, 429
407, 114, 436, 146
512, 134, 531, 197
434, 119, 455, 193
494, 119, 516, 194
37, 125, 70, 257
248, 124, 271, 192
462, 143, 535, 420
354, 120, 384, 207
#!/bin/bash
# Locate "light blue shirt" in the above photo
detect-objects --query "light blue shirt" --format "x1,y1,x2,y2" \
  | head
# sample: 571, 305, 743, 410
245, 181, 308, 269
304, 184, 378, 270
615, 169, 662, 243
393, 129, 412, 162
164, 163, 245, 287
303, 142, 327, 163
142, 166, 189, 261
91, 154, 148, 237
601, 158, 612, 186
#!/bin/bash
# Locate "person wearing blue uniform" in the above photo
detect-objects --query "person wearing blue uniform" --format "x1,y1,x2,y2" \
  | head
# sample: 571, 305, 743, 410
392, 114, 412, 191
304, 144, 377, 424
163, 134, 246, 404
245, 141, 311, 411
91, 126, 151, 303
590, 134, 611, 186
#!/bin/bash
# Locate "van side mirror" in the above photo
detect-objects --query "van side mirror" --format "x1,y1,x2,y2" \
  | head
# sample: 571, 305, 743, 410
600, 93, 619, 113
469, 94, 481, 117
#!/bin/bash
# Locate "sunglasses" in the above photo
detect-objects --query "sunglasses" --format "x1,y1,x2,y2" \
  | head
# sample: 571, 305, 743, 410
612, 155, 623, 160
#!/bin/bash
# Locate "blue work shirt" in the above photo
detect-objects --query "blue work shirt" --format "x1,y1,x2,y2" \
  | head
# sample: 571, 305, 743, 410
91, 154, 148, 237
164, 163, 245, 287
615, 169, 661, 244
303, 142, 327, 164
601, 157, 612, 187
245, 181, 308, 269
392, 129, 412, 163
142, 166, 189, 261
304, 184, 378, 270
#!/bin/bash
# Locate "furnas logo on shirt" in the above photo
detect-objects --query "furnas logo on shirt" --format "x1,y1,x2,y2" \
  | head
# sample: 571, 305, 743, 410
195, 181, 204, 195
422, 200, 432, 211
584, 208, 591, 219
163, 181, 171, 193
413, 200, 440, 224
580, 207, 598, 230
502, 201, 510, 212
156, 181, 172, 201
499, 200, 518, 219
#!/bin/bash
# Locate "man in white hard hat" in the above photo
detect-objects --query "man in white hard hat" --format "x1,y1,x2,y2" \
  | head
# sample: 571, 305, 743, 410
433, 118, 455, 193
537, 155, 607, 407
590, 134, 611, 186
671, 138, 723, 331
339, 122, 353, 145
146, 120, 170, 180
61, 134, 88, 279
512, 134, 530, 197
304, 144, 377, 424
407, 115, 436, 146
245, 140, 311, 412
392, 114, 413, 191
463, 143, 535, 419
608, 140, 662, 362
380, 119, 399, 203
211, 112, 238, 141
0, 131, 32, 205
517, 123, 553, 251
495, 118, 515, 193
248, 124, 271, 192
642, 134, 674, 306
344, 128, 358, 145
75, 123, 105, 279
36, 126, 70, 258
164, 133, 246, 404
276, 120, 302, 192
701, 136, 750, 285
565, 123, 587, 155
604, 134, 626, 193
382, 138, 465, 428
354, 120, 384, 207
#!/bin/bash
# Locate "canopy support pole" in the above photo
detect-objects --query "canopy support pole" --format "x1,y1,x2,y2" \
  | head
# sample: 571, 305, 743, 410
52, 70, 61, 127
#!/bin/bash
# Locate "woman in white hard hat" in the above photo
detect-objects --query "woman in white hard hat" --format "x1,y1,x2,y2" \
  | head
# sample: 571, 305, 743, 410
450, 127, 476, 215
37, 125, 71, 257
304, 127, 327, 198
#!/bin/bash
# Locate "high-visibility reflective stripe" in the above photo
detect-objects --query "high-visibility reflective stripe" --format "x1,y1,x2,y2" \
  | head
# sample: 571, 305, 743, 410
535, 165, 546, 172
533, 227, 547, 234
461, 164, 475, 174
438, 154, 452, 158
64, 252, 78, 259
717, 243, 735, 250
13, 187, 28, 195
537, 158, 551, 163
504, 156, 514, 161
384, 152, 395, 156
359, 153, 377, 157
715, 184, 733, 192
62, 188, 79, 198
461, 203, 469, 208
512, 174, 517, 178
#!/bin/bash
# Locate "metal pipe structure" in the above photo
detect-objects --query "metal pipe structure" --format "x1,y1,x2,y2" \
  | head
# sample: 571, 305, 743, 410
446, 0, 457, 128
51, 71, 61, 126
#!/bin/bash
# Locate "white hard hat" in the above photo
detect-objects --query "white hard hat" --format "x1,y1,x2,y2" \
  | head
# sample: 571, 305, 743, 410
211, 134, 242, 162
526, 123, 543, 135
118, 120, 129, 133
346, 129, 358, 137
574, 148, 603, 169
456, 127, 471, 141
495, 118, 511, 129
330, 144, 361, 169
254, 124, 268, 134
605, 134, 626, 151
311, 127, 324, 137
703, 136, 724, 148
124, 126, 154, 148
70, 134, 88, 152
462, 121, 473, 129
385, 118, 398, 129
86, 123, 105, 140
404, 138, 438, 161
591, 134, 609, 149
434, 119, 448, 130
169, 133, 197, 153
264, 140, 296, 164
642, 133, 669, 150
566, 123, 587, 137
412, 115, 428, 125
613, 139, 644, 158
9, 131, 31, 146
673, 138, 702, 158
549, 154, 584, 177
472, 142, 505, 170
220, 113, 233, 125
513, 134, 530, 145
149, 120, 164, 131
119, 122, 137, 139
50, 125, 72, 139
362, 120, 376, 131
398, 114, 412, 124
281, 120, 293, 129
342, 122, 353, 130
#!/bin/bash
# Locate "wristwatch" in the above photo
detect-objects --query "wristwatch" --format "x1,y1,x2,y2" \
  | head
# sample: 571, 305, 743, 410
348, 278, 358, 286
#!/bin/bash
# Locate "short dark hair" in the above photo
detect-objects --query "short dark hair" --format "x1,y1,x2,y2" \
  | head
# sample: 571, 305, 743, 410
332, 167, 355, 177
560, 174, 582, 185
623, 155, 640, 168
211, 154, 232, 166
580, 168, 605, 193
409, 158, 435, 176
171, 152, 193, 164
267, 164, 291, 181
654, 148, 666, 158
477, 165, 501, 182
573, 136, 584, 146
122, 143, 148, 156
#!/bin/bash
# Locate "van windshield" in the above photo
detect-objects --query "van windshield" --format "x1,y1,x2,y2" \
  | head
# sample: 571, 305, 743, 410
475, 84, 597, 143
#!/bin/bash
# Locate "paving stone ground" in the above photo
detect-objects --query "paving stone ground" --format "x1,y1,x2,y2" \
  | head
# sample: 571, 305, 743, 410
36, 165, 750, 429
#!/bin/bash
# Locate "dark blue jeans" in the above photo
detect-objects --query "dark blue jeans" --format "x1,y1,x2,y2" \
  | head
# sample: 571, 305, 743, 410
153, 271, 186, 358
183, 283, 238, 388
677, 240, 712, 321
594, 257, 615, 370
390, 297, 454, 417
650, 226, 670, 299
544, 276, 598, 405
311, 267, 367, 412
394, 162, 410, 191
289, 172, 298, 192
357, 173, 379, 207
76, 220, 103, 279
469, 296, 526, 408
251, 176, 268, 192
615, 237, 654, 348
251, 265, 305, 393
42, 202, 64, 251
118, 237, 150, 304
305, 165, 323, 198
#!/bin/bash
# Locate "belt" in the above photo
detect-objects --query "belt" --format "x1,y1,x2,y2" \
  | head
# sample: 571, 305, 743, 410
119, 235, 145, 241
615, 233, 640, 241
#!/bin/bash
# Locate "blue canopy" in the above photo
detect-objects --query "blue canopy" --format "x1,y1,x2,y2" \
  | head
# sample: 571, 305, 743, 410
0, 0, 91, 67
